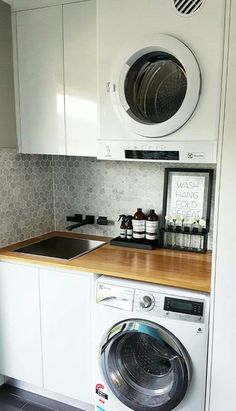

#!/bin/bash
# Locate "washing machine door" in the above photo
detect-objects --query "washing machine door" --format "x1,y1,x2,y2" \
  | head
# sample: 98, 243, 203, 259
101, 319, 191, 411
114, 34, 200, 138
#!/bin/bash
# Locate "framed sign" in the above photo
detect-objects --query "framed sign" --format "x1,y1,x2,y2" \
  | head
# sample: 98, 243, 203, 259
162, 168, 213, 231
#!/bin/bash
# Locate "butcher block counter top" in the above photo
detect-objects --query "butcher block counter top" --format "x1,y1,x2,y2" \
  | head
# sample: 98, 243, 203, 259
0, 231, 212, 293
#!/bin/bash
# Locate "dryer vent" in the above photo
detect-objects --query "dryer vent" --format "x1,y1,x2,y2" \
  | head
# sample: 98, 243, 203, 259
173, 0, 204, 15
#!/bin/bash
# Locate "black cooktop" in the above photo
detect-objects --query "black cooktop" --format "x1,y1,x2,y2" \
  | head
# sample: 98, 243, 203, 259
15, 236, 105, 260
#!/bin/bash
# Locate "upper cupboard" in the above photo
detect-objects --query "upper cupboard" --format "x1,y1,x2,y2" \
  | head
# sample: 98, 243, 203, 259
0, 1, 16, 149
13, 0, 97, 156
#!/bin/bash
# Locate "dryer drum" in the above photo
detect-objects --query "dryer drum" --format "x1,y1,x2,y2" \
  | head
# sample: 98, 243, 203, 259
125, 52, 188, 125
101, 319, 192, 411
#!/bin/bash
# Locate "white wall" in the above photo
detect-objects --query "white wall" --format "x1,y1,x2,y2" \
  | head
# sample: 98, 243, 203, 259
209, 0, 236, 409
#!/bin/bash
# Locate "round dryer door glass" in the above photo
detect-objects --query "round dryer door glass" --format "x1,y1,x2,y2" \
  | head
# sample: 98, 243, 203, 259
101, 320, 191, 411
115, 35, 201, 138
125, 52, 187, 124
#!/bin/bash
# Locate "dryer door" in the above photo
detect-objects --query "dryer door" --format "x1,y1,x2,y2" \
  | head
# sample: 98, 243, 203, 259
114, 34, 200, 138
101, 319, 192, 411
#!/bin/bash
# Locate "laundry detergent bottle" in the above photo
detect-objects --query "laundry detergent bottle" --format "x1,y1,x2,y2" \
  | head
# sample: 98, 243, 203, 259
133, 208, 146, 239
146, 209, 159, 241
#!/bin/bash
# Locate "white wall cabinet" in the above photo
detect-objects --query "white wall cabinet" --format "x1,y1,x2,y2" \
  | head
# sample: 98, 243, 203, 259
16, 6, 66, 154
0, 262, 42, 386
11, 0, 85, 12
0, 1, 16, 149
40, 268, 93, 403
14, 0, 97, 156
64, 1, 97, 157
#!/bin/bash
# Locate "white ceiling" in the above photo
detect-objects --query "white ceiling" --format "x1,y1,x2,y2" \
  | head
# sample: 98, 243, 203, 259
2, 0, 86, 11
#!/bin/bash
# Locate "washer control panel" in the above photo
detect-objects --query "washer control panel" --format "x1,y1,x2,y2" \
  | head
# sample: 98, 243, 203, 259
134, 289, 205, 323
96, 281, 206, 323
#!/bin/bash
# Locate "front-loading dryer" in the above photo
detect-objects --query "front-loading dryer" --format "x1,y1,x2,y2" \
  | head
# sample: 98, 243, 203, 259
97, 0, 226, 163
93, 276, 210, 411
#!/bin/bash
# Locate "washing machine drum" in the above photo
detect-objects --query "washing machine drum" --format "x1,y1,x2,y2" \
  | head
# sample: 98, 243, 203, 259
116, 35, 201, 137
101, 319, 192, 411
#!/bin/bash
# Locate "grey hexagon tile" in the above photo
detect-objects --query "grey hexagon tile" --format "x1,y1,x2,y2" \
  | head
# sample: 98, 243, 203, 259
52, 156, 215, 249
0, 150, 54, 247
0, 150, 215, 250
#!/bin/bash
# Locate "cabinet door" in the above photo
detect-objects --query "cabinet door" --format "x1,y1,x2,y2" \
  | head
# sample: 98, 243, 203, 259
64, 1, 98, 157
16, 6, 66, 154
0, 262, 42, 386
40, 268, 93, 404
0, 2, 16, 149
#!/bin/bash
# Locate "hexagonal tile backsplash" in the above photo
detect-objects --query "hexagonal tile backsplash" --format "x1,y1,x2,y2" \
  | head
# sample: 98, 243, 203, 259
52, 156, 215, 248
0, 151, 215, 249
0, 150, 54, 247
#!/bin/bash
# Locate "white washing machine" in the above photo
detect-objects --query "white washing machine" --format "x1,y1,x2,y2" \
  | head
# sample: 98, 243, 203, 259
97, 0, 226, 163
93, 276, 210, 411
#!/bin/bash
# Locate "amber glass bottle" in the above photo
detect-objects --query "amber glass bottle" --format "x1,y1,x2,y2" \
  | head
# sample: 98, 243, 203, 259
146, 209, 159, 241
133, 208, 146, 239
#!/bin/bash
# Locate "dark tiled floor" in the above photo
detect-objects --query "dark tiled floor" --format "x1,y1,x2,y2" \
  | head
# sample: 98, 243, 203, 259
0, 384, 84, 411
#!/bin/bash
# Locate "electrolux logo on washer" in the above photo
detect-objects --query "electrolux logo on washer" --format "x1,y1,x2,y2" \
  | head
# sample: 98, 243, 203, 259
97, 0, 226, 163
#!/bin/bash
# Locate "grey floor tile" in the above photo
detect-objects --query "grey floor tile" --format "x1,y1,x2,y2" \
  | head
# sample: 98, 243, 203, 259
0, 391, 27, 410
0, 385, 84, 411
21, 403, 56, 411
18, 391, 82, 411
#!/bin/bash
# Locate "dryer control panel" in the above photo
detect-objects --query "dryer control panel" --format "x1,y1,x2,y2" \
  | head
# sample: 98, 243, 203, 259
97, 141, 216, 163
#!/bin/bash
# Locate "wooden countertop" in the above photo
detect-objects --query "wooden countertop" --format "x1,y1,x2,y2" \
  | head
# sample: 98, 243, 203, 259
0, 231, 212, 293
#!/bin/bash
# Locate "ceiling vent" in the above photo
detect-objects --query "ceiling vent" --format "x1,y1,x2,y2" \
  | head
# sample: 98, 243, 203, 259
173, 0, 204, 15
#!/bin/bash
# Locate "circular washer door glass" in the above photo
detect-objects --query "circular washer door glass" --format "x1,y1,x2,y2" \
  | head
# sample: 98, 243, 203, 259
101, 320, 191, 411
125, 52, 187, 124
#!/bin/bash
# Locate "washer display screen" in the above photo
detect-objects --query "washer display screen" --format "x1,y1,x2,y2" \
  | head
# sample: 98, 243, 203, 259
164, 297, 204, 317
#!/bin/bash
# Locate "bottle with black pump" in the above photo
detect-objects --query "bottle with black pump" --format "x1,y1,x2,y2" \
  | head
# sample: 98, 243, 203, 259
126, 216, 133, 240
118, 215, 127, 239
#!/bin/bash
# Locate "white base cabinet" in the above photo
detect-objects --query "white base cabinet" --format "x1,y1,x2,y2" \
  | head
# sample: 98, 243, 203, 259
0, 261, 94, 405
40, 268, 93, 404
0, 262, 42, 386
